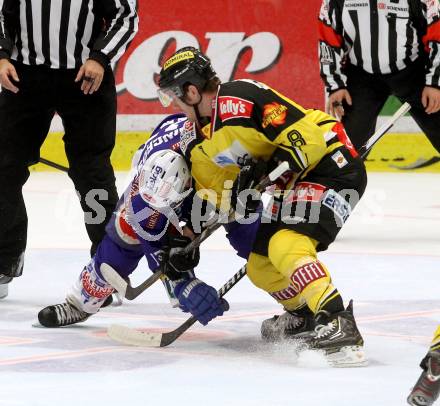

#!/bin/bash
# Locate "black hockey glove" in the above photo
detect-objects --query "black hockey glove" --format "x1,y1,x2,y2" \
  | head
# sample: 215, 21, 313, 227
231, 158, 268, 213
160, 235, 200, 281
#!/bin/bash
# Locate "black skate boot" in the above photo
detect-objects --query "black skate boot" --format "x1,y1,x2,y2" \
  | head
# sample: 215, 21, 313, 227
298, 300, 367, 367
261, 306, 315, 341
38, 301, 91, 327
408, 351, 440, 406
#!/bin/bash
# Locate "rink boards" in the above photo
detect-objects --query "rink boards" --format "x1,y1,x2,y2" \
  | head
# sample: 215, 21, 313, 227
31, 131, 440, 173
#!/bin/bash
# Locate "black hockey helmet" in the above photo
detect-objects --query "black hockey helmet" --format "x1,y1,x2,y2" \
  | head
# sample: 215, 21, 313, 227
157, 47, 217, 107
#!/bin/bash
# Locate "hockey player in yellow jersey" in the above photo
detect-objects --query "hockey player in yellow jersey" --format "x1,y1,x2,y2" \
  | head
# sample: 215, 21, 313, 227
157, 47, 368, 367
408, 326, 440, 405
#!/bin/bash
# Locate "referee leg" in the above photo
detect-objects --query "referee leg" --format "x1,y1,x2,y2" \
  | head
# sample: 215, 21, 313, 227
57, 67, 118, 256
390, 62, 440, 153
342, 65, 390, 150
0, 65, 54, 276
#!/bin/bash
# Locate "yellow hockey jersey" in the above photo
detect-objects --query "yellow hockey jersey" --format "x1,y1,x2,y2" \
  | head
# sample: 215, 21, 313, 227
185, 79, 350, 202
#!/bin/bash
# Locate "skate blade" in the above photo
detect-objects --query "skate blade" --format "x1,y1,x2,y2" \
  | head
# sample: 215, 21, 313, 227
407, 393, 433, 406
324, 345, 368, 368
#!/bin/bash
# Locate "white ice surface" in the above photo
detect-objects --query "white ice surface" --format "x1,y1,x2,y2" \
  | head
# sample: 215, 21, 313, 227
1, 172, 440, 406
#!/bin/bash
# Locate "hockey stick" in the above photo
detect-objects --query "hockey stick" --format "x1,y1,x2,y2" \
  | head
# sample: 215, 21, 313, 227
390, 156, 440, 170
39, 157, 69, 172
107, 264, 248, 347
358, 102, 411, 158
101, 161, 290, 300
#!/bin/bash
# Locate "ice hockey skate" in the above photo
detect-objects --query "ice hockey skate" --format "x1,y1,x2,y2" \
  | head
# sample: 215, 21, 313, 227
0, 274, 12, 299
296, 300, 367, 367
38, 300, 90, 327
261, 306, 315, 341
408, 351, 440, 406
37, 267, 115, 328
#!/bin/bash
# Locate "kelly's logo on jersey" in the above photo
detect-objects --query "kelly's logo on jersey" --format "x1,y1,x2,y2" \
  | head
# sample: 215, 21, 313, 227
218, 96, 254, 122
262, 102, 287, 128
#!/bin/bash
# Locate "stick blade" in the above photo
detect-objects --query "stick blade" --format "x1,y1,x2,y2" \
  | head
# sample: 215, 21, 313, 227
389, 156, 440, 170
107, 324, 163, 347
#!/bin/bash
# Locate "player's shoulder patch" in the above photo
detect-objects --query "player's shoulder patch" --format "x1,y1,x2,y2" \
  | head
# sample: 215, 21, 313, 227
180, 120, 198, 157
217, 95, 254, 122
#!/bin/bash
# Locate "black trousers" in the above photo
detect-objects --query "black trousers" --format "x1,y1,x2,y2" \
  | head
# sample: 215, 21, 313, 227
0, 62, 118, 277
253, 145, 367, 256
341, 60, 440, 153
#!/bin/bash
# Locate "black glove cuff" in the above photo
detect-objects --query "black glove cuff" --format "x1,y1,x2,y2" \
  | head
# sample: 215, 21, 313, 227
88, 51, 110, 68
0, 50, 11, 60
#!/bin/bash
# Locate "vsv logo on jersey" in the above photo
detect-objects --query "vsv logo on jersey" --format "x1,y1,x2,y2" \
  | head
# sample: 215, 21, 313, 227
145, 116, 185, 155
146, 132, 179, 155
218, 96, 254, 122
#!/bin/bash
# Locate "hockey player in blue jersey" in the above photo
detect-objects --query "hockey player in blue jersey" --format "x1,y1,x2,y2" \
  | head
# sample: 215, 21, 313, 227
37, 114, 260, 328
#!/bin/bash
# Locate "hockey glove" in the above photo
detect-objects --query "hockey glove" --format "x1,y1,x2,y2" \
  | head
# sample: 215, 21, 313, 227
174, 278, 229, 325
231, 158, 267, 213
160, 235, 200, 281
